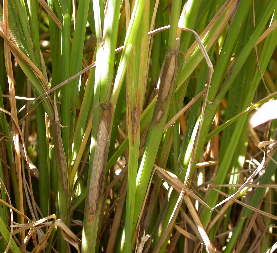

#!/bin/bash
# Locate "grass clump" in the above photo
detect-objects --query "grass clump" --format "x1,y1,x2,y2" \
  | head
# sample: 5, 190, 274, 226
1, 0, 277, 252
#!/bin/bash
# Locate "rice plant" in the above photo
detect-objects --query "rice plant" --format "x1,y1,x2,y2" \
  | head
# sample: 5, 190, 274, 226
1, 0, 277, 252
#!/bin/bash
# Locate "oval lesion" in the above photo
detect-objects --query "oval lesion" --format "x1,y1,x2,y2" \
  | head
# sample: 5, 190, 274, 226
99, 102, 109, 110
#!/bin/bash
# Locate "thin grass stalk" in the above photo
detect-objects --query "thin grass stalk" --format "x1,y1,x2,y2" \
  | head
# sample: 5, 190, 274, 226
124, 1, 149, 250
29, 0, 41, 65
92, 0, 103, 42
76, 7, 103, 227
110, 0, 148, 106
178, 66, 208, 165
71, 65, 95, 187
35, 105, 50, 217
151, 117, 201, 251
0, 72, 19, 216
70, 109, 93, 187
107, 177, 128, 253
143, 127, 174, 242
178, 0, 202, 54
30, 0, 50, 218
61, 9, 71, 161
132, 0, 182, 244
149, 0, 163, 99
141, 127, 173, 237
82, 107, 113, 253
88, 0, 104, 160
0, 34, 6, 89
171, 95, 181, 174
50, 109, 69, 252
47, 0, 62, 86
69, 0, 90, 127
124, 34, 140, 253
108, 81, 125, 158
0, 161, 7, 225
80, 0, 122, 251
46, 2, 63, 236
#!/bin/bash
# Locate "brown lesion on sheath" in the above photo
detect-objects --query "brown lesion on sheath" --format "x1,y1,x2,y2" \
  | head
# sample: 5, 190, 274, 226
160, 53, 176, 101
132, 105, 140, 137
157, 109, 164, 123
155, 52, 177, 124
86, 107, 112, 219
99, 102, 110, 110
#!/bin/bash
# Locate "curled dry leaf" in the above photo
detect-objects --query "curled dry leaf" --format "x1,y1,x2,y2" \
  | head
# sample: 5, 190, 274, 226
154, 165, 211, 210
